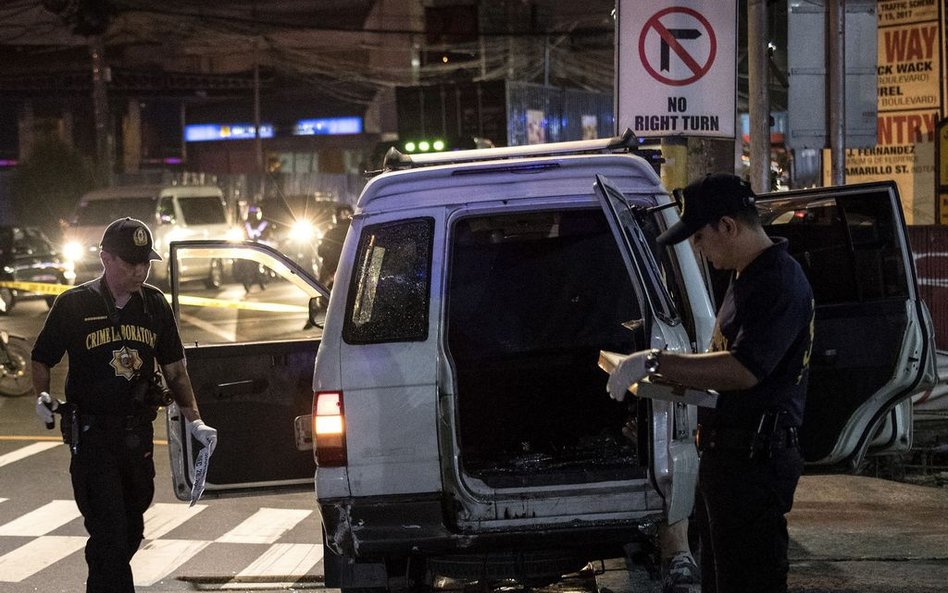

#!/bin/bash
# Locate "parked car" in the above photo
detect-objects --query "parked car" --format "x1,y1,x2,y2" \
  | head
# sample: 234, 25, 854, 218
0, 225, 74, 314
164, 133, 938, 592
63, 184, 241, 287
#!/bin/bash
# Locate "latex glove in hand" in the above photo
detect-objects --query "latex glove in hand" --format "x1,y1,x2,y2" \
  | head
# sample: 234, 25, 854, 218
190, 419, 218, 456
35, 392, 59, 429
606, 350, 652, 402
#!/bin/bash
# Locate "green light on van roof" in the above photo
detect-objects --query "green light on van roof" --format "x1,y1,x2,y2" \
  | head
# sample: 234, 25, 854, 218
433, 140, 445, 151
418, 141, 431, 152
404, 141, 416, 152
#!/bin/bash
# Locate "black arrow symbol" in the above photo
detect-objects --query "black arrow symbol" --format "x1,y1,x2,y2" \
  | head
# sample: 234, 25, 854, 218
661, 29, 702, 71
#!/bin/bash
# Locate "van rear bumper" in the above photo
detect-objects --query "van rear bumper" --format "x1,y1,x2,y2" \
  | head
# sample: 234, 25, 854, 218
318, 493, 663, 559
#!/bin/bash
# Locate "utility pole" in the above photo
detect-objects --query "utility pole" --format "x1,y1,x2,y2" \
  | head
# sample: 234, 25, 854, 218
747, 0, 771, 193
90, 35, 113, 186
828, 0, 846, 185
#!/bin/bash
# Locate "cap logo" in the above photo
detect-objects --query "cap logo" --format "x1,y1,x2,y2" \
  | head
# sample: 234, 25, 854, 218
133, 227, 149, 247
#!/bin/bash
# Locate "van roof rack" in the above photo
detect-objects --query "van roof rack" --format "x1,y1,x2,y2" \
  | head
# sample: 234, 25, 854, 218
373, 129, 661, 175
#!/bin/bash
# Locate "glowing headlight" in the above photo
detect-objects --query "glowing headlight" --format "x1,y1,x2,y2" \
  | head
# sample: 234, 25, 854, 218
288, 221, 316, 243
63, 241, 85, 262
225, 227, 245, 242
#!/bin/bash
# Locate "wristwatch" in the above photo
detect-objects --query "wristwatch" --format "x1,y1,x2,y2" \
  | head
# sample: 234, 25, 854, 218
645, 348, 661, 374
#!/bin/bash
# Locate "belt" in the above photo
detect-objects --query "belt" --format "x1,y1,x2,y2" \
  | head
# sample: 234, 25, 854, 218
80, 413, 155, 431
696, 425, 799, 453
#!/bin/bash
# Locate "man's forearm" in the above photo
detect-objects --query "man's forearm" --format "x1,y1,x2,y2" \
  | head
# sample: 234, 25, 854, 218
31, 361, 51, 395
657, 350, 759, 392
161, 360, 201, 422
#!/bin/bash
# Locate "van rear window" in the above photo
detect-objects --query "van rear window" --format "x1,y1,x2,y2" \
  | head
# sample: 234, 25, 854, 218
76, 198, 156, 225
178, 196, 227, 225
343, 218, 434, 344
448, 209, 641, 357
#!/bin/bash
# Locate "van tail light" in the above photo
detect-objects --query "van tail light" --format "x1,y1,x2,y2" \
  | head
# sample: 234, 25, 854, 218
313, 391, 347, 467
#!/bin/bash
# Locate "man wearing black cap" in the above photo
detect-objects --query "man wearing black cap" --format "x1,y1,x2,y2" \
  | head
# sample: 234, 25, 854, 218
31, 217, 218, 592
605, 174, 814, 593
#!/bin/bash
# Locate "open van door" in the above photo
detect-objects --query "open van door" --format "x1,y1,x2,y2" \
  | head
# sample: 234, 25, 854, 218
164, 240, 330, 501
593, 173, 701, 523
756, 182, 937, 471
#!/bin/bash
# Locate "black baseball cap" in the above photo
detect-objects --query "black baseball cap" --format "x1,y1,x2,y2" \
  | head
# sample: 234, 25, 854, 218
657, 173, 758, 246
100, 217, 162, 263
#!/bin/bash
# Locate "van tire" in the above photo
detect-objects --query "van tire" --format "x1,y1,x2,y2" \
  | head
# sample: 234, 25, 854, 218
205, 259, 224, 289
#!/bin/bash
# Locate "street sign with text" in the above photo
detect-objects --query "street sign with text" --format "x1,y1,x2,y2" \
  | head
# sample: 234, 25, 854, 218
617, 0, 736, 138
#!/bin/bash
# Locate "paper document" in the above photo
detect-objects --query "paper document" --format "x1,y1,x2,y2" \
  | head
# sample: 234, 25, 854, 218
599, 350, 719, 408
190, 446, 211, 507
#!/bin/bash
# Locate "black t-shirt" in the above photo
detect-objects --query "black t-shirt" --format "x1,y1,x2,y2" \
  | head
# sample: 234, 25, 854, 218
703, 239, 814, 429
32, 278, 185, 416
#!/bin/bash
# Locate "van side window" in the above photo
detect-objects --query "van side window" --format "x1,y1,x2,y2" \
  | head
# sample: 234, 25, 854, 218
343, 218, 434, 344
158, 197, 176, 224
178, 196, 227, 225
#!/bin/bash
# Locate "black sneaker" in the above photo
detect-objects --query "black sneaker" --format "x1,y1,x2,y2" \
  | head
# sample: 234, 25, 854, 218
661, 551, 700, 593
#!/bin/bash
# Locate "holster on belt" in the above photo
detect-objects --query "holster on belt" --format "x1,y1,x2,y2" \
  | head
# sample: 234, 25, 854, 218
696, 410, 799, 460
58, 403, 79, 455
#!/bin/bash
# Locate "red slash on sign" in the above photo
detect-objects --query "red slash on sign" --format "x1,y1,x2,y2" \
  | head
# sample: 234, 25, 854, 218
639, 6, 717, 87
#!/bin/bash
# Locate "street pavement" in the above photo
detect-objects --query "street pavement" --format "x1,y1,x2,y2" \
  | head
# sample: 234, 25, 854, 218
596, 474, 948, 593
2, 300, 947, 592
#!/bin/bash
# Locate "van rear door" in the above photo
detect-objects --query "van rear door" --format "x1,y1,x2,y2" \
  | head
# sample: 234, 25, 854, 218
756, 182, 937, 470
593, 173, 701, 523
165, 240, 329, 500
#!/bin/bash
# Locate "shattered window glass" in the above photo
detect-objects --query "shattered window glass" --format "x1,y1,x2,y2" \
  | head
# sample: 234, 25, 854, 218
343, 218, 434, 344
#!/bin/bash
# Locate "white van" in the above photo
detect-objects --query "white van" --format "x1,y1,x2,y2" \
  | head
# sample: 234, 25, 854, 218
165, 134, 938, 591
64, 184, 236, 286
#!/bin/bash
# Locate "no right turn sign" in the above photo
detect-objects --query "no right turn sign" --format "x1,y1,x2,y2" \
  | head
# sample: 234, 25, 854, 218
617, 0, 736, 138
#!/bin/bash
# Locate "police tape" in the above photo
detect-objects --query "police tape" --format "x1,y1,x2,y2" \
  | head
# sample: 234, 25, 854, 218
0, 280, 308, 314
0, 280, 67, 296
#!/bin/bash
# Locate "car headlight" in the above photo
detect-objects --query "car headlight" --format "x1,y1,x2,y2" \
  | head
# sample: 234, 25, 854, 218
63, 241, 85, 262
289, 221, 316, 243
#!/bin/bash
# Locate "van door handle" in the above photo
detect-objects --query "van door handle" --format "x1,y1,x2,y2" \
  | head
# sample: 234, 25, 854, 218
214, 379, 266, 399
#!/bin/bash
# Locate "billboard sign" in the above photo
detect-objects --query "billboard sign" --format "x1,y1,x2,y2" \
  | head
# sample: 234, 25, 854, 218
824, 0, 944, 224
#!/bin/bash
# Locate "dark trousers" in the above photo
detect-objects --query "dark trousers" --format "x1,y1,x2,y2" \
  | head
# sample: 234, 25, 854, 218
70, 424, 155, 593
695, 446, 803, 593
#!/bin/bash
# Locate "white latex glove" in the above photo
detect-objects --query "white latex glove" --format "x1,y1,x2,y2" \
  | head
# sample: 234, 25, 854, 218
35, 392, 58, 429
606, 350, 652, 402
190, 419, 218, 456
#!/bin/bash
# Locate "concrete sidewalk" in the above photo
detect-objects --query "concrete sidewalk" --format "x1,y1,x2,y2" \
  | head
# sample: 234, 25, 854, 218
786, 474, 948, 592
596, 475, 948, 593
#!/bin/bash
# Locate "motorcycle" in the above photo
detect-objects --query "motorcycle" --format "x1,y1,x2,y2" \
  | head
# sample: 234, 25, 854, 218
0, 330, 33, 397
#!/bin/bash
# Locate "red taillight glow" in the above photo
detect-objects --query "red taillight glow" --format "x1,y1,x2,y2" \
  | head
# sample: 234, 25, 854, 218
312, 391, 347, 467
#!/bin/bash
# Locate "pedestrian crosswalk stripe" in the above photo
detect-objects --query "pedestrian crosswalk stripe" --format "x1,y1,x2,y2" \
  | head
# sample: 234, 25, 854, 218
216, 508, 313, 544
0, 535, 86, 582
132, 538, 212, 587
0, 442, 61, 469
0, 499, 81, 536
236, 542, 324, 578
143, 502, 207, 540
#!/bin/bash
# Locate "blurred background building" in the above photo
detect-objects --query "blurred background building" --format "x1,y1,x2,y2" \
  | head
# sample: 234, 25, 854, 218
0, 0, 795, 235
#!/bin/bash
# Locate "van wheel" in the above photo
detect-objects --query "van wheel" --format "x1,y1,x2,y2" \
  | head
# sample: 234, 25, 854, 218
205, 259, 223, 289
